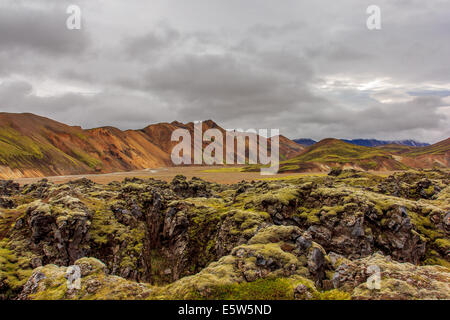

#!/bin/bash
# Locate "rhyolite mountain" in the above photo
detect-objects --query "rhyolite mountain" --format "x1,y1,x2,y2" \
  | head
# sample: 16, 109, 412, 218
255, 138, 450, 173
294, 138, 430, 147
0, 112, 448, 179
0, 113, 305, 179
341, 139, 430, 147
293, 139, 317, 147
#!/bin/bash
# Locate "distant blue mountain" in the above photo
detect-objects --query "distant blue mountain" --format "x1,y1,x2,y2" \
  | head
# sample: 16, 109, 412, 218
293, 138, 317, 146
293, 138, 430, 147
341, 139, 430, 147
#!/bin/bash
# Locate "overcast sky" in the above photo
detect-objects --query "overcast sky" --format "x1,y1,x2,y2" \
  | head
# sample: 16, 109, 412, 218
0, 0, 449, 143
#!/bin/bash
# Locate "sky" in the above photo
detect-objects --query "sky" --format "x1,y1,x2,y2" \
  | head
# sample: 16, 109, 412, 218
0, 0, 449, 143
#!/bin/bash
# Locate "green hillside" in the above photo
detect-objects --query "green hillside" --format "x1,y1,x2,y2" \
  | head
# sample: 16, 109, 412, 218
276, 139, 407, 171
403, 138, 450, 156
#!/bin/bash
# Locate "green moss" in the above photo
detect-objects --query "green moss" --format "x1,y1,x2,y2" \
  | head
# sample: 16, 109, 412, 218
0, 127, 44, 166
71, 149, 102, 169
434, 238, 450, 252
85, 199, 146, 277
295, 208, 320, 224
204, 278, 294, 300
228, 210, 270, 238
424, 257, 450, 269
278, 165, 300, 172
315, 289, 351, 300
0, 240, 32, 297
242, 186, 299, 207
408, 211, 443, 241
249, 226, 297, 245
320, 205, 345, 217
90, 205, 126, 244
32, 281, 68, 300
424, 185, 435, 197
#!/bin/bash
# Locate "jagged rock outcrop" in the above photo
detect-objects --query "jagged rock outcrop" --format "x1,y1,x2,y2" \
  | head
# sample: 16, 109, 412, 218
17, 233, 450, 300
0, 180, 20, 196
1, 169, 449, 300
0, 197, 15, 209
245, 182, 443, 264
170, 175, 217, 198
0, 180, 19, 209
376, 170, 449, 200
331, 253, 450, 300
22, 196, 92, 266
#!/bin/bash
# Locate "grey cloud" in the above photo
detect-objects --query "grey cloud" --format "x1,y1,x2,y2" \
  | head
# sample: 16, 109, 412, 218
0, 80, 33, 100
0, 4, 90, 55
146, 54, 281, 99
285, 96, 449, 142
0, 0, 449, 144
0, 80, 172, 129
124, 25, 181, 59
141, 50, 322, 124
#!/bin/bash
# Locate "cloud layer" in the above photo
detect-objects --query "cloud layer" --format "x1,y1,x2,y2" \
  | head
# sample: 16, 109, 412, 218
0, 0, 449, 143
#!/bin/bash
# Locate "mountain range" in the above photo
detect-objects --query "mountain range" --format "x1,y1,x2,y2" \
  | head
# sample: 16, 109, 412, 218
273, 138, 449, 173
292, 138, 317, 146
0, 112, 448, 179
0, 112, 304, 179
294, 138, 430, 147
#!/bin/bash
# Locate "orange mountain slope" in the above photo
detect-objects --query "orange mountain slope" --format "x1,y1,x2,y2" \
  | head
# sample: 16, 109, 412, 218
0, 113, 303, 179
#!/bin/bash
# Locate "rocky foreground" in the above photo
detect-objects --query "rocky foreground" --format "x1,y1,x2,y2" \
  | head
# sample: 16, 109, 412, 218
0, 169, 449, 300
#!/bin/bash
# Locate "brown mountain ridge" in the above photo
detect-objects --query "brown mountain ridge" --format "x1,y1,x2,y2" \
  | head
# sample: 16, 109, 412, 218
0, 112, 305, 179
0, 112, 448, 179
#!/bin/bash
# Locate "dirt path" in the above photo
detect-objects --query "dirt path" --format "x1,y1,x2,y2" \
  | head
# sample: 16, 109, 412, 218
11, 166, 399, 185
12, 166, 324, 185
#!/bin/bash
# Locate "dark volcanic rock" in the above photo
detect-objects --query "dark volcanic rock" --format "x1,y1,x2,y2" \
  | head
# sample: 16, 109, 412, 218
25, 197, 92, 265
0, 180, 20, 196
1, 170, 448, 300
170, 175, 213, 198
0, 197, 15, 209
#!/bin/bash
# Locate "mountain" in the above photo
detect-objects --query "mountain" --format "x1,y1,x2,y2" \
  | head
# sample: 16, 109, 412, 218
293, 138, 317, 147
0, 112, 105, 177
274, 135, 305, 160
0, 113, 447, 179
293, 138, 429, 148
275, 138, 409, 172
275, 137, 450, 173
341, 139, 430, 147
404, 138, 450, 156
374, 144, 415, 154
0, 113, 173, 179
0, 113, 304, 179
390, 138, 450, 168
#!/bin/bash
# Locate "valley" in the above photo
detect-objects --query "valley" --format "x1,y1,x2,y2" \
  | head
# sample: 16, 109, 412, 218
0, 112, 449, 300
0, 113, 449, 181
11, 165, 321, 185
